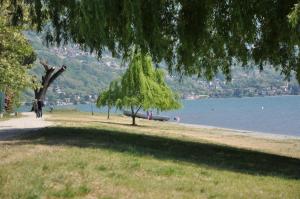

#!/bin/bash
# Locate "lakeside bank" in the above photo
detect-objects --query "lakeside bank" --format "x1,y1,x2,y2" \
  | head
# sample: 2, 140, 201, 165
19, 95, 300, 137
177, 122, 300, 140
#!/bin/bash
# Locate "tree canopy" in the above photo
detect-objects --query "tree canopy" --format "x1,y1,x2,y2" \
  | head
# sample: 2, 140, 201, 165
0, 1, 37, 110
121, 53, 181, 110
0, 17, 36, 91
4, 0, 300, 83
0, 14, 36, 110
97, 53, 181, 125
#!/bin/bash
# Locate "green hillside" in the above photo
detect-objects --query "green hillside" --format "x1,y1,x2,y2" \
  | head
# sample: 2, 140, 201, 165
23, 31, 125, 103
22, 31, 299, 104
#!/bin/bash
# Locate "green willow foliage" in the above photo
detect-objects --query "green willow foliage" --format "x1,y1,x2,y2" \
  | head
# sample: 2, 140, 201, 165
97, 53, 180, 125
289, 3, 300, 28
6, 0, 300, 82
120, 53, 181, 111
96, 79, 122, 118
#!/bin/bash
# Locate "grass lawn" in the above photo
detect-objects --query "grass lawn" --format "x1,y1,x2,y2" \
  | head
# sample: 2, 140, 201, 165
0, 111, 300, 198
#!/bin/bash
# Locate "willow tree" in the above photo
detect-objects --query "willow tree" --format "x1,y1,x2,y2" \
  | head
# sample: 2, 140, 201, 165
120, 53, 181, 125
4, 0, 300, 83
96, 80, 122, 119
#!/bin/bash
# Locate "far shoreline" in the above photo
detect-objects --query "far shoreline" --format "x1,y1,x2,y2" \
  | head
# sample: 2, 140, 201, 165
175, 122, 300, 140
17, 94, 300, 139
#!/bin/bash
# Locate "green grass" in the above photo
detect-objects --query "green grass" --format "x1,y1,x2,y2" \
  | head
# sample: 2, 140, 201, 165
0, 114, 300, 198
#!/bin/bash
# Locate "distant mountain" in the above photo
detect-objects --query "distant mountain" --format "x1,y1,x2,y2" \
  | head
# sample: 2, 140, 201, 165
22, 31, 300, 104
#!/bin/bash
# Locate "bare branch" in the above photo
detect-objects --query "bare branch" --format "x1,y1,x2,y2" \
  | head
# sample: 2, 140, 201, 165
40, 61, 55, 71
40, 61, 49, 71
49, 65, 67, 85
34, 63, 67, 100
134, 105, 142, 116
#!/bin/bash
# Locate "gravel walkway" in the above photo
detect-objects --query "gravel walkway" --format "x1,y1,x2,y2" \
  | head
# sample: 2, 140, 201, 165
0, 112, 52, 140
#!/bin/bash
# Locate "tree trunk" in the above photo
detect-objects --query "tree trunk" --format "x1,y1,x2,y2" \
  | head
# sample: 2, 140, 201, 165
132, 115, 136, 125
32, 61, 67, 109
131, 105, 141, 126
131, 105, 136, 125
107, 105, 110, 119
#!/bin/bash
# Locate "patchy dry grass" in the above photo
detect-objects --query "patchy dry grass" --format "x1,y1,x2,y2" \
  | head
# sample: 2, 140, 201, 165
49, 111, 300, 159
0, 111, 300, 199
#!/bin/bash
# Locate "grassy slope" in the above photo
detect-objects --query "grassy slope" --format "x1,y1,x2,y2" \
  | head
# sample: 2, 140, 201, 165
0, 112, 300, 199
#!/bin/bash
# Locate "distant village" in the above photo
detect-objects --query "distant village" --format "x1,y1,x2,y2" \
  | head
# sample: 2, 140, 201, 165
183, 80, 299, 100
38, 81, 299, 106
43, 86, 98, 106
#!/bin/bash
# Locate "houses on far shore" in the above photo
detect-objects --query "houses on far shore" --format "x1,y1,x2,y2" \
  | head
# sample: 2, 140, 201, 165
22, 81, 300, 107
182, 93, 209, 100
44, 85, 299, 107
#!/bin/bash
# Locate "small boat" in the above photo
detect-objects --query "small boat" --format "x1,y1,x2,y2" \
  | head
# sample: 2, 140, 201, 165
123, 110, 170, 121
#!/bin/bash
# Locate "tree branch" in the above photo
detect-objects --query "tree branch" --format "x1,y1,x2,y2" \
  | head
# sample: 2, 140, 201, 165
131, 105, 134, 115
49, 65, 67, 86
34, 63, 67, 100
40, 61, 50, 71
134, 105, 142, 116
41, 66, 55, 85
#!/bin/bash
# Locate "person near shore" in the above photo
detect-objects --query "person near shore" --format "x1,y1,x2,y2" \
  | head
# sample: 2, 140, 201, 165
50, 104, 54, 113
37, 100, 44, 118
173, 116, 180, 122
33, 100, 39, 118
149, 111, 153, 120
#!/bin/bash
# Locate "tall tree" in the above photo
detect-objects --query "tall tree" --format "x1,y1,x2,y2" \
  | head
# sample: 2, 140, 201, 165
4, 0, 300, 83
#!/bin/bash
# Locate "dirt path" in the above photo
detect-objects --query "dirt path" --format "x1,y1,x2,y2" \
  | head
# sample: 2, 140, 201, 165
0, 112, 53, 140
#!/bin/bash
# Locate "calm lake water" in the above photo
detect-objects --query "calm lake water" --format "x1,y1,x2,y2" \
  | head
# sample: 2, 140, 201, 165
22, 95, 300, 136
163, 95, 300, 137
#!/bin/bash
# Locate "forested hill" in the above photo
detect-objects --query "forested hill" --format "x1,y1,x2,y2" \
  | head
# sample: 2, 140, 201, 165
22, 31, 300, 104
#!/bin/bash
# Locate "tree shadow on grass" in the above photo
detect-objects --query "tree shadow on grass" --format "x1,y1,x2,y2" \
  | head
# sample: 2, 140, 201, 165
96, 120, 137, 127
6, 126, 300, 179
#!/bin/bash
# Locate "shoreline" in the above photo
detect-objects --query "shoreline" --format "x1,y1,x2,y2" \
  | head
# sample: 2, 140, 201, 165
175, 122, 300, 140
17, 104, 300, 140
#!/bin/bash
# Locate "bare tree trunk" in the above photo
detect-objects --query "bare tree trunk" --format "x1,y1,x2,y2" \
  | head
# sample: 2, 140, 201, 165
131, 105, 136, 125
107, 105, 110, 119
132, 115, 136, 125
131, 105, 141, 126
32, 61, 67, 109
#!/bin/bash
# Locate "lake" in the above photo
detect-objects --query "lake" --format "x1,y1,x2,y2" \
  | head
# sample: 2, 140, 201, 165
163, 95, 300, 137
22, 95, 300, 136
